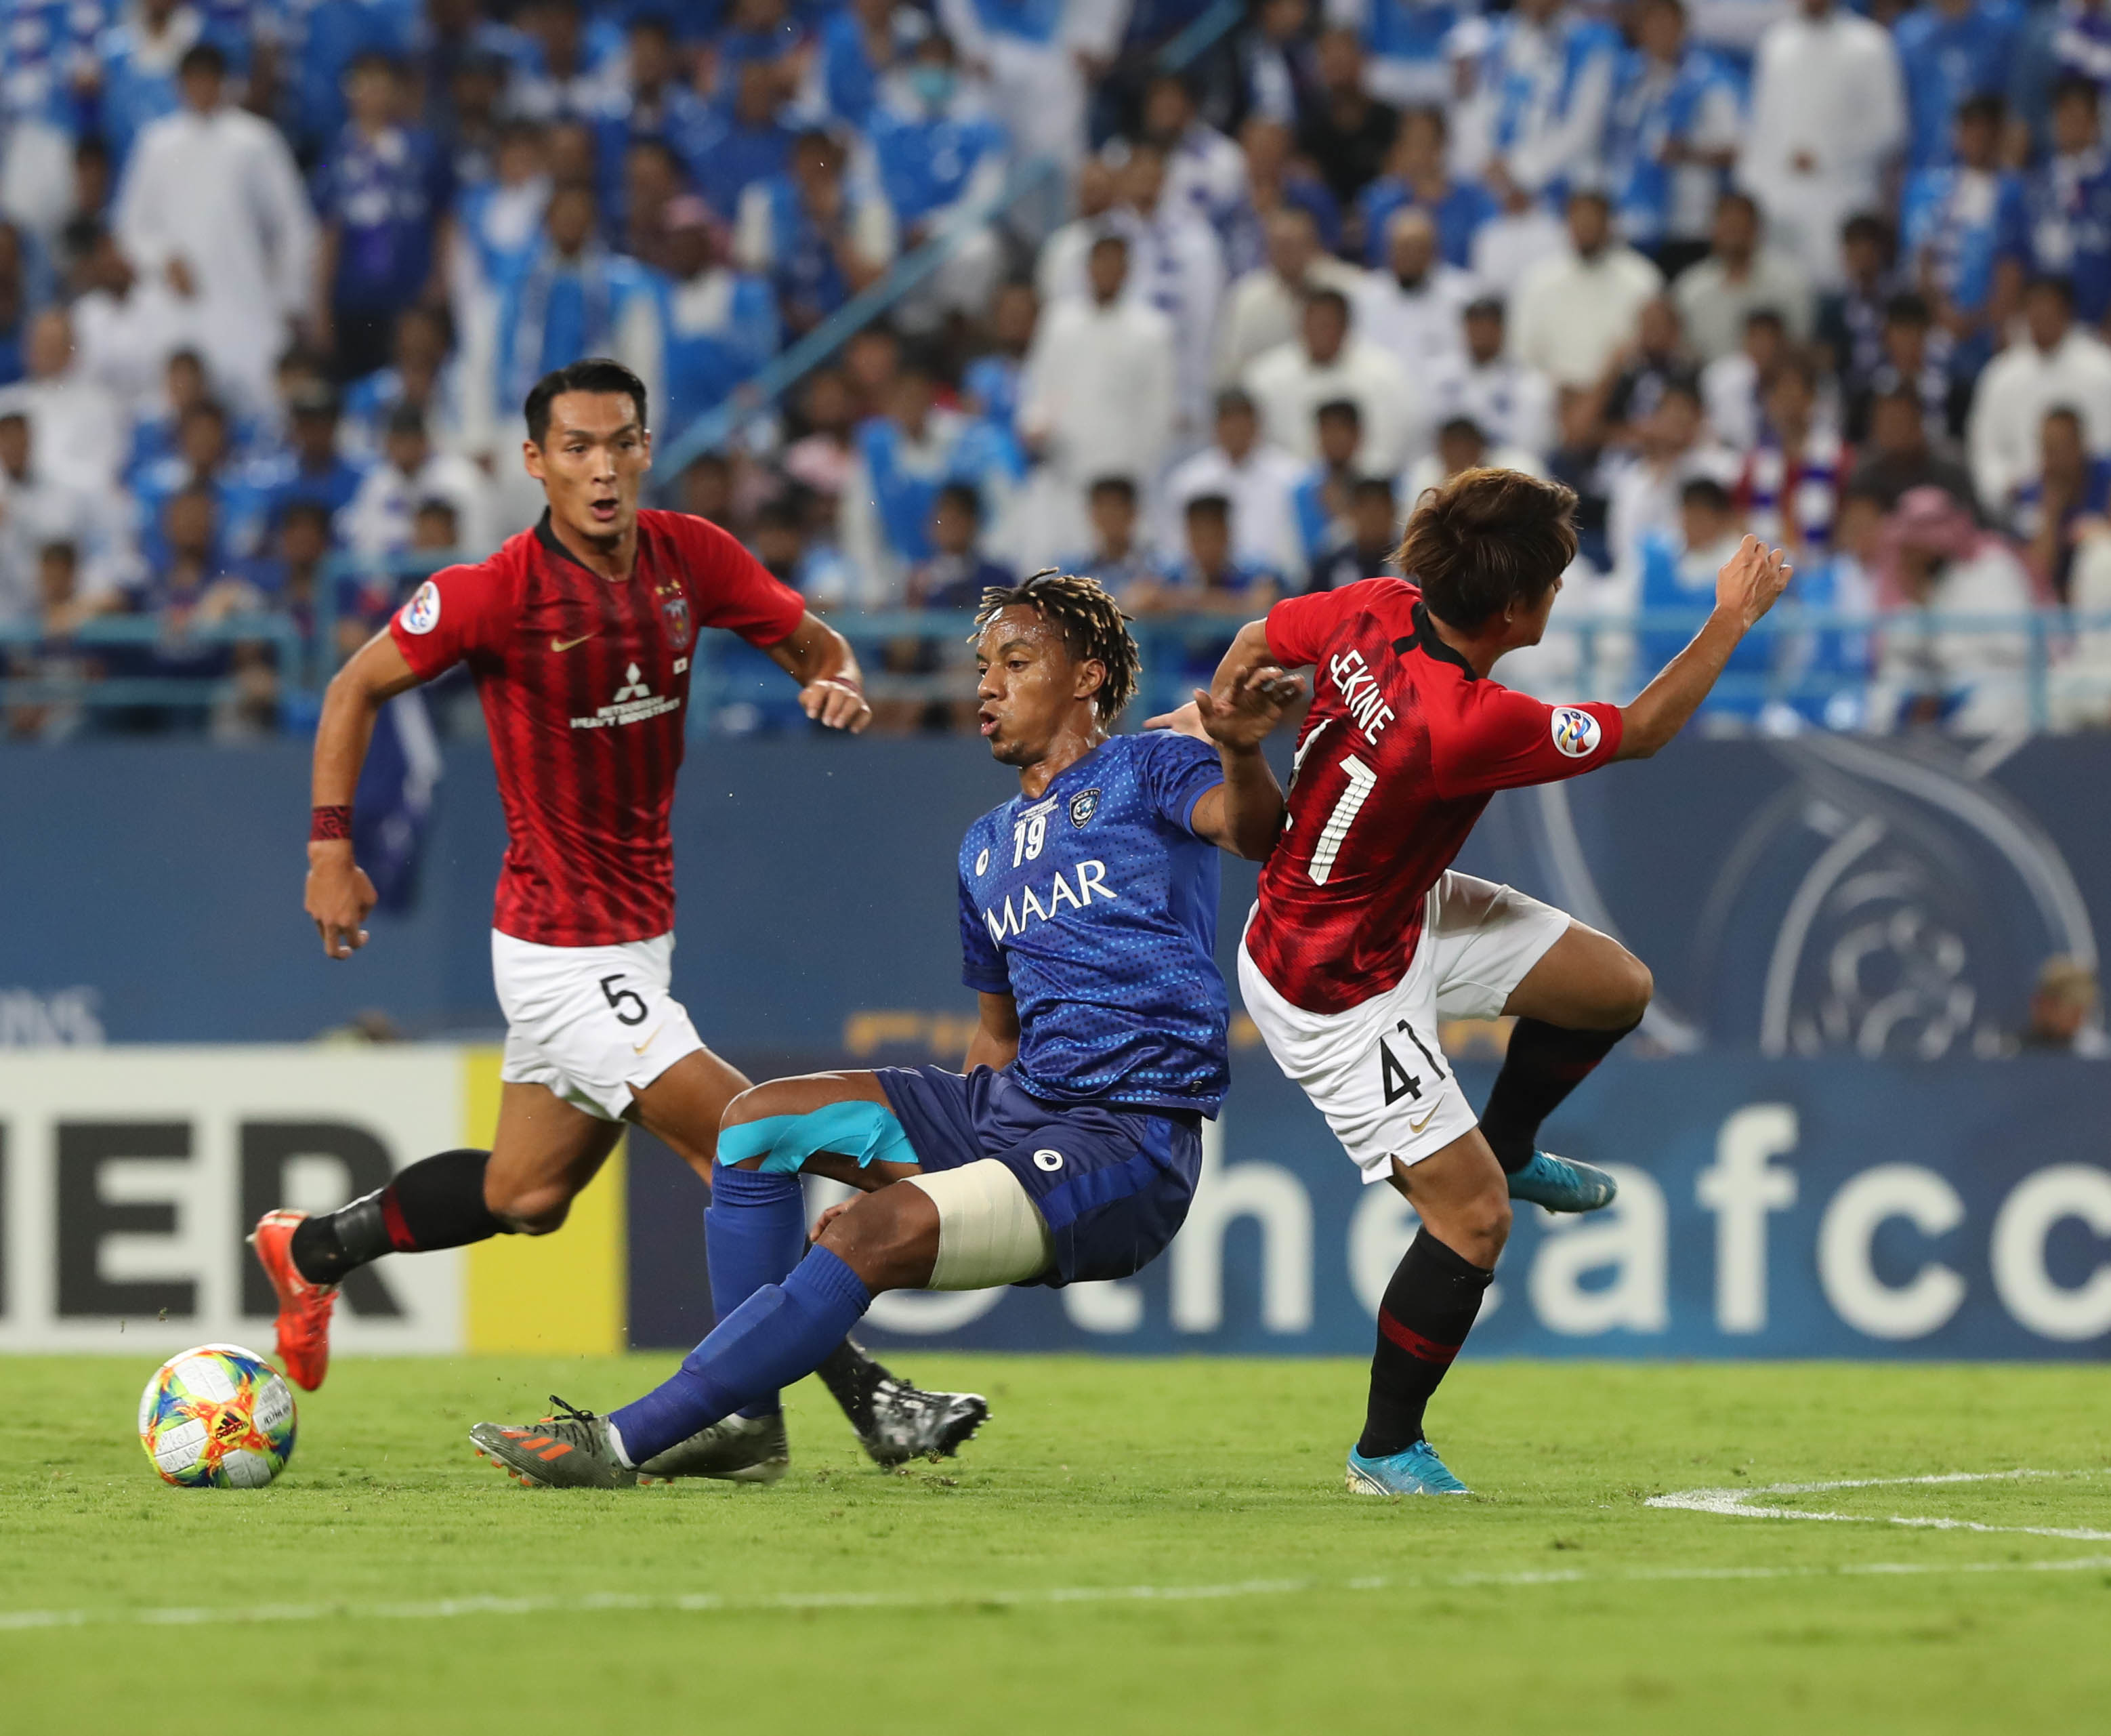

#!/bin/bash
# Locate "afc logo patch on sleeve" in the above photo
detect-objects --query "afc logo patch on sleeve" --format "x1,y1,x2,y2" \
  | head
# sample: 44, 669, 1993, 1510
1550, 706, 1601, 758
400, 581, 441, 635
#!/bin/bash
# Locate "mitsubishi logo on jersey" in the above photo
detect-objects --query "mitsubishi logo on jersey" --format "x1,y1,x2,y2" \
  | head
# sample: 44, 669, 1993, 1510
572, 663, 683, 730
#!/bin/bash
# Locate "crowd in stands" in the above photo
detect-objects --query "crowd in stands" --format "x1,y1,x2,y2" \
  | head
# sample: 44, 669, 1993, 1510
3, 0, 2111, 739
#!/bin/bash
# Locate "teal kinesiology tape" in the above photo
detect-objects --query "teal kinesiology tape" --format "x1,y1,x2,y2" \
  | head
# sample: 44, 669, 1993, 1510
717, 1100, 915, 1174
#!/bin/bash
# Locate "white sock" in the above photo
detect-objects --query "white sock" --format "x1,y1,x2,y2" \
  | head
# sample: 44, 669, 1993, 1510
604, 1419, 635, 1468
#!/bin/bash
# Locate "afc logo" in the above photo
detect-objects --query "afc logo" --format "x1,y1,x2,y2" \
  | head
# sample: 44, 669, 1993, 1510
1550, 707, 1601, 758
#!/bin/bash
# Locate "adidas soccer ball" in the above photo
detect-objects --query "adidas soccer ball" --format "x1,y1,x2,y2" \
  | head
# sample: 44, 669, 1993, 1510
138, 1344, 297, 1488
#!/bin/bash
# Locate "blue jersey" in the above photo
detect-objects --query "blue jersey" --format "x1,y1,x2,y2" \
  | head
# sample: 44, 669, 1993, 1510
1901, 164, 2027, 314
957, 731, 1229, 1115
1354, 173, 1498, 269
1895, 0, 2022, 171
2018, 147, 2111, 323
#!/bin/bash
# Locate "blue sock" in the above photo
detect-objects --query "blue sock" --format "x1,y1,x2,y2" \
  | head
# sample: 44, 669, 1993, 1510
705, 1164, 808, 1418
610, 1247, 873, 1466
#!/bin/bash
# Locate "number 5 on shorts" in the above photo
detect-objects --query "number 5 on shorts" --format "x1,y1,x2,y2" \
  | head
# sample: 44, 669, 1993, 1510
600, 974, 648, 1027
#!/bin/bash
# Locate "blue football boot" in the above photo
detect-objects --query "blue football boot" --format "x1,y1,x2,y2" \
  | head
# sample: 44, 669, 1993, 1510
1507, 1150, 1617, 1213
1345, 1439, 1470, 1496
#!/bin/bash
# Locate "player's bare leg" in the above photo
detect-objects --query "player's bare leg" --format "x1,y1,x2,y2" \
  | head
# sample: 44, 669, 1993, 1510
1341, 1128, 1510, 1497
1476, 919, 1652, 1214
627, 1062, 988, 1476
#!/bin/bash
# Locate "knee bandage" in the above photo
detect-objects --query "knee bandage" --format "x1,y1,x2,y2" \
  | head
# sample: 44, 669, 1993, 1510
904, 1160, 1055, 1289
717, 1100, 914, 1174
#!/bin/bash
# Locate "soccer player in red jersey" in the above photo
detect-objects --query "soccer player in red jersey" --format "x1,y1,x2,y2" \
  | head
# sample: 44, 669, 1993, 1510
1182, 468, 1791, 1495
251, 358, 986, 1474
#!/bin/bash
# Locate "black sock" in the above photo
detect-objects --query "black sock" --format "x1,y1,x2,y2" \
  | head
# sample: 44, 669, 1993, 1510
1357, 1228, 1493, 1458
1478, 1016, 1641, 1174
814, 1338, 886, 1424
289, 1149, 504, 1285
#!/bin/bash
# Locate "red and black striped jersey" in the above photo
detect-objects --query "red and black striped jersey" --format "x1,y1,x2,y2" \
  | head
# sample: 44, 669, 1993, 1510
1244, 577, 1625, 1015
389, 508, 805, 947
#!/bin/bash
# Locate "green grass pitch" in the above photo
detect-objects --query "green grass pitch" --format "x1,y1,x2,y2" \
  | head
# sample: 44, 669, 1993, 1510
7, 1355, 2110, 1734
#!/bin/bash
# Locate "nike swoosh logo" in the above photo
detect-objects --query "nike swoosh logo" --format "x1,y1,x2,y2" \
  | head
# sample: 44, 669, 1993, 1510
1407, 1109, 1437, 1134
633, 1027, 662, 1054
551, 632, 600, 653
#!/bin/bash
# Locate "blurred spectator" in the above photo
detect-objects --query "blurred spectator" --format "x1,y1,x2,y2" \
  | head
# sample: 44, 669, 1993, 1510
1894, 0, 2023, 175
2011, 407, 2111, 600
449, 121, 552, 332
1163, 389, 1307, 583
1607, 378, 1736, 575
1242, 0, 1322, 128
250, 500, 337, 654
1352, 207, 1473, 389
70, 223, 196, 419
1635, 474, 1769, 716
2015, 77, 2111, 331
907, 482, 1013, 608
734, 129, 896, 337
1245, 287, 1412, 471
1474, 0, 1624, 211
256, 380, 369, 531
1818, 211, 1902, 430
1291, 397, 1368, 566
866, 34, 1007, 331
342, 307, 468, 463
0, 410, 127, 626
3, 541, 99, 743
1228, 115, 1343, 276
1740, 0, 1907, 289
961, 279, 1037, 448
1213, 206, 1364, 391
94, 0, 201, 173
1608, 0, 1744, 278
2011, 956, 2111, 1056
936, 0, 1117, 178
343, 406, 489, 559
1310, 473, 1404, 592
1425, 298, 1554, 466
1299, 26, 1400, 209
750, 493, 853, 604
656, 197, 778, 439
1846, 384, 1979, 513
2007, 0, 2109, 164
1352, 106, 1497, 272
2, 307, 125, 493
1105, 140, 1225, 440
1334, 0, 1459, 109
1702, 305, 1787, 453
1513, 190, 1665, 390
1969, 275, 2111, 514
312, 50, 451, 385
1870, 483, 2034, 732
1402, 413, 1539, 503
1142, 73, 1247, 245
686, 59, 796, 222
806, 0, 911, 131
1064, 475, 1166, 600
1139, 493, 1280, 617
1869, 289, 1966, 442
780, 368, 860, 500
1898, 93, 2024, 388
133, 398, 272, 566
1018, 232, 1175, 552
1548, 388, 1617, 573
1602, 295, 1702, 446
1673, 190, 1814, 363
114, 43, 316, 413
0, 222, 24, 388
1736, 347, 1847, 555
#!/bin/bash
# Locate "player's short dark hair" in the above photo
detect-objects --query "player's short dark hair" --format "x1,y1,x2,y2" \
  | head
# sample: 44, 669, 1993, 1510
1396, 468, 1579, 633
972, 570, 1141, 720
524, 358, 650, 445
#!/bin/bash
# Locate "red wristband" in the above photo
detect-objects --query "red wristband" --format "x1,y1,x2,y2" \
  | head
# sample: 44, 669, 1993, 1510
310, 805, 352, 842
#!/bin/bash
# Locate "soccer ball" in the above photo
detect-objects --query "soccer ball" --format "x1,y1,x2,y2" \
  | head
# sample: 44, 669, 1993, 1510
138, 1344, 297, 1488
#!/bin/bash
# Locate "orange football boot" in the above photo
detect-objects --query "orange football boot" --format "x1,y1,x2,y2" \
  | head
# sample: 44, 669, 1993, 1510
247, 1209, 338, 1391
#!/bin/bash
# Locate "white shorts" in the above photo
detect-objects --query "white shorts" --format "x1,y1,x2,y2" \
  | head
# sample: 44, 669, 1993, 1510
1238, 872, 1570, 1185
492, 930, 706, 1122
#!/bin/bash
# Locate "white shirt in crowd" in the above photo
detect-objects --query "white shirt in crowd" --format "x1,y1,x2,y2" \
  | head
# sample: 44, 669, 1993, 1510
1872, 545, 2036, 735
1242, 333, 1415, 472
1672, 248, 1814, 363
1352, 266, 1477, 388
1159, 440, 1308, 580
1702, 349, 1765, 451
1469, 205, 1568, 300
1738, 2, 1906, 289
1967, 325, 2111, 513
112, 100, 316, 411
1511, 243, 1665, 388
343, 452, 495, 561
0, 463, 131, 623
1018, 293, 1178, 492
1211, 255, 1368, 388
0, 373, 125, 494
72, 279, 201, 419
1427, 352, 1558, 463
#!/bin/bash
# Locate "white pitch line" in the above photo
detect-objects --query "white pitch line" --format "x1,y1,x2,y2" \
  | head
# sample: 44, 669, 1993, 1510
5, 1553, 2111, 1635
1648, 1468, 2111, 1542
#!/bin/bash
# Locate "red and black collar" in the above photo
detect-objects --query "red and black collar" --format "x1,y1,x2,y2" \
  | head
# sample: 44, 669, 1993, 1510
1391, 598, 1479, 681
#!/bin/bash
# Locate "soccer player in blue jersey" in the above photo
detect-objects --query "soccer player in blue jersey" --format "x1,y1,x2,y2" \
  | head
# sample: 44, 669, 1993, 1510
469, 572, 1301, 1485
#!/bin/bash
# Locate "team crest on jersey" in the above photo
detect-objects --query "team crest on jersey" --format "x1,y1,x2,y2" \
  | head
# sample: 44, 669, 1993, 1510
1068, 789, 1101, 829
400, 581, 440, 635
661, 592, 692, 650
1550, 707, 1600, 758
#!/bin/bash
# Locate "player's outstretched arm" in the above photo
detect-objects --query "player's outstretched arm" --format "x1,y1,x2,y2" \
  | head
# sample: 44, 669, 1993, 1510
306, 629, 423, 959
1188, 661, 1305, 861
963, 991, 1020, 1073
767, 611, 873, 732
1614, 535, 1791, 760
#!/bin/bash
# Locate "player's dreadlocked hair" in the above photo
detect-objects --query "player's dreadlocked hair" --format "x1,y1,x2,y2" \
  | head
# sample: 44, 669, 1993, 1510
972, 569, 1142, 720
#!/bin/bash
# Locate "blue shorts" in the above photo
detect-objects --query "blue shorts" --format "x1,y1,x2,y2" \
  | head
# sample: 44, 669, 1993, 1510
875, 1065, 1204, 1287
